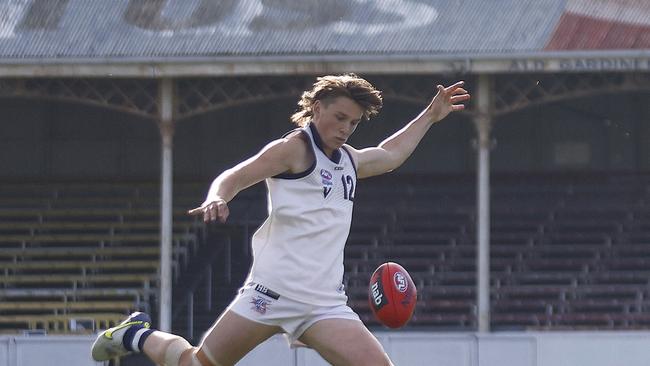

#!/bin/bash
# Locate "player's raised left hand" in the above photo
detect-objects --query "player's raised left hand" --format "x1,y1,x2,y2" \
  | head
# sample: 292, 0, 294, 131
426, 81, 470, 123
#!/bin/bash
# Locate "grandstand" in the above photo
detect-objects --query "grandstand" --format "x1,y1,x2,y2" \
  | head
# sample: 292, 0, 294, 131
0, 181, 201, 333
0, 0, 649, 365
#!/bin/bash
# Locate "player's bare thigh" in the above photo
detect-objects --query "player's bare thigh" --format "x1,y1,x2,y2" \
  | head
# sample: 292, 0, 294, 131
298, 318, 393, 366
198, 309, 282, 366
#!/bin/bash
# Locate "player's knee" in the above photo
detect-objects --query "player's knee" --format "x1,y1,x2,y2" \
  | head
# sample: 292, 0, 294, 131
191, 347, 225, 366
162, 337, 193, 366
175, 347, 224, 366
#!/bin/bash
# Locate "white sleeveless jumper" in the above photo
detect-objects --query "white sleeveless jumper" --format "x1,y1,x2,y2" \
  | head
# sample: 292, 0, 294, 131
245, 123, 357, 306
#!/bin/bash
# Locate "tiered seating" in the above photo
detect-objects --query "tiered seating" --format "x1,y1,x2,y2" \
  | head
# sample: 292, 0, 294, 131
0, 182, 201, 333
35, 173, 641, 332
345, 174, 478, 329
490, 173, 650, 329
343, 173, 650, 330
208, 173, 650, 330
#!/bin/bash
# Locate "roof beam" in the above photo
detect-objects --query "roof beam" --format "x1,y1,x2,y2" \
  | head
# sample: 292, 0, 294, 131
0, 51, 648, 77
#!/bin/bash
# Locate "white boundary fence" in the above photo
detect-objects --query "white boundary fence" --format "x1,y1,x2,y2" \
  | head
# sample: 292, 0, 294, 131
2, 331, 650, 366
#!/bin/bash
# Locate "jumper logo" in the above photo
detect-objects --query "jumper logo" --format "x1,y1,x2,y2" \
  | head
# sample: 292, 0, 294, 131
323, 187, 332, 198
320, 169, 333, 184
321, 169, 333, 198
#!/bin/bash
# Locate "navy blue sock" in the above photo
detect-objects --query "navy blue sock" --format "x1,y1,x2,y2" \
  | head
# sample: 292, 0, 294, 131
137, 329, 155, 351
123, 326, 154, 353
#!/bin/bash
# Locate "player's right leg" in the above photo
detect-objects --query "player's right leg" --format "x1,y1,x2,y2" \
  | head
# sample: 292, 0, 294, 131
140, 309, 281, 366
91, 311, 154, 361
92, 309, 280, 366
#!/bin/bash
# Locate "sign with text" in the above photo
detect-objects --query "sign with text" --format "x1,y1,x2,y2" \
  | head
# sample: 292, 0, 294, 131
508, 58, 650, 72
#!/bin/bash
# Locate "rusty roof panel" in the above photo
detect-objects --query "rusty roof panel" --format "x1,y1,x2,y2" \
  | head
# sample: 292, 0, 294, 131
547, 0, 650, 50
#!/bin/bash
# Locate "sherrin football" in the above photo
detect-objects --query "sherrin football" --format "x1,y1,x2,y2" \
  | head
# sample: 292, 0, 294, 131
368, 262, 417, 328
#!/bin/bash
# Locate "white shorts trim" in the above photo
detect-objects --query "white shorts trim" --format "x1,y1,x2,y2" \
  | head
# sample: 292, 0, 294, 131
227, 282, 361, 344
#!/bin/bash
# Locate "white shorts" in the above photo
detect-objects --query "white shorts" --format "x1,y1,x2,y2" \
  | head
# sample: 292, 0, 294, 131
227, 282, 361, 344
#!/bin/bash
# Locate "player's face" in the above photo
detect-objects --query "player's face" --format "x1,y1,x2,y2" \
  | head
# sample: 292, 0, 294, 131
312, 96, 364, 156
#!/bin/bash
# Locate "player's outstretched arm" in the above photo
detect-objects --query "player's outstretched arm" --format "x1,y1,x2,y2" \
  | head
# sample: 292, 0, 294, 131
188, 134, 309, 223
351, 81, 470, 179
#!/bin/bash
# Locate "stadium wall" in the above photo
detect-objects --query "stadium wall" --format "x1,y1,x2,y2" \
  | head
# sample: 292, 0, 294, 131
242, 331, 650, 366
1, 91, 648, 181
0, 97, 473, 180
2, 331, 650, 366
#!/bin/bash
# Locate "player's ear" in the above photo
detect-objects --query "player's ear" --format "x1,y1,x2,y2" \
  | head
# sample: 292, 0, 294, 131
313, 100, 322, 119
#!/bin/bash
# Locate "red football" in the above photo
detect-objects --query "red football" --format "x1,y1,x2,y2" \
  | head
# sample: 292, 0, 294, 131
368, 262, 417, 328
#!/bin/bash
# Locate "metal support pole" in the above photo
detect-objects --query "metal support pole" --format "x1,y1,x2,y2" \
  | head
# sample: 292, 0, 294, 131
206, 266, 212, 310
475, 74, 493, 333
225, 236, 232, 284
159, 78, 175, 332
187, 292, 194, 341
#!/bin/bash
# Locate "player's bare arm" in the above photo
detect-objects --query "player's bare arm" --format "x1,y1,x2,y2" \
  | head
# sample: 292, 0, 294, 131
350, 81, 470, 179
188, 132, 311, 223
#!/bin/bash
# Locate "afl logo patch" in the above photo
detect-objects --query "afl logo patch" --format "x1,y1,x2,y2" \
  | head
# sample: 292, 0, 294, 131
320, 169, 332, 180
320, 169, 333, 186
394, 272, 408, 293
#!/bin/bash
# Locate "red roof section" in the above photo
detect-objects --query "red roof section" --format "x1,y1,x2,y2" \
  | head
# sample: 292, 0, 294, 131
546, 0, 650, 50
546, 12, 650, 50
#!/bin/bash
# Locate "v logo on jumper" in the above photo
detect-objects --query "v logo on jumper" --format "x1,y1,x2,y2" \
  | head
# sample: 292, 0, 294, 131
323, 187, 332, 198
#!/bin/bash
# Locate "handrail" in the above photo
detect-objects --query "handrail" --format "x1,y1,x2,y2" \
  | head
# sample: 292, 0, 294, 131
172, 233, 230, 340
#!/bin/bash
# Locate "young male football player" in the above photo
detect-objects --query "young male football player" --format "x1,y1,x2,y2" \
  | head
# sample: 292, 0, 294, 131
92, 74, 469, 366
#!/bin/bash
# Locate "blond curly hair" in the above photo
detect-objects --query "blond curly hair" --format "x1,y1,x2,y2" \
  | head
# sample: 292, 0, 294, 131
291, 74, 383, 127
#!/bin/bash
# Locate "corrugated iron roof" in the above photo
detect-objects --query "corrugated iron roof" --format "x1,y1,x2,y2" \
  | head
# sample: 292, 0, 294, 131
0, 0, 647, 60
